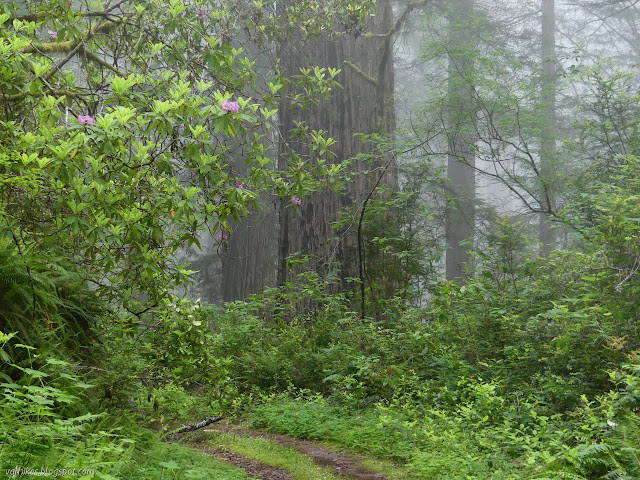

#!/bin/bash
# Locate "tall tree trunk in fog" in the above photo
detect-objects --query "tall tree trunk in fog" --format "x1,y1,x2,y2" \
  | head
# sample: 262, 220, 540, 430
221, 43, 278, 302
277, 0, 396, 294
445, 0, 476, 283
539, 0, 556, 255
222, 206, 277, 302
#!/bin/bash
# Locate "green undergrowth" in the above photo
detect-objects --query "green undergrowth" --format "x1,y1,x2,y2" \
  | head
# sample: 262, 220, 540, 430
1, 328, 258, 480
247, 386, 640, 480
121, 437, 253, 480
201, 430, 342, 480
249, 397, 523, 480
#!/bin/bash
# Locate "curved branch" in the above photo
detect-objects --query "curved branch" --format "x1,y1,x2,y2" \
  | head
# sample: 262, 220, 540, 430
22, 13, 132, 55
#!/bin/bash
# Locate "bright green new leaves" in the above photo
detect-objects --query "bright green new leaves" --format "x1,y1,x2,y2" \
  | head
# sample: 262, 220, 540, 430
0, 0, 371, 312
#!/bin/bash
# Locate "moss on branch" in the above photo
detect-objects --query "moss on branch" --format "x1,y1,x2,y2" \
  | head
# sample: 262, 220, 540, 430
15, 0, 131, 23
20, 14, 130, 80
83, 49, 126, 77
344, 61, 378, 85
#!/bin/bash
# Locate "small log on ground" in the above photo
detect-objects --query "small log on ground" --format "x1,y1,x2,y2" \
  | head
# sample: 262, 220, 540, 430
164, 416, 224, 440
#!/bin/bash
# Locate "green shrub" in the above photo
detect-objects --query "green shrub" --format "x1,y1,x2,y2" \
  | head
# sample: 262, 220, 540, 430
0, 331, 133, 478
97, 299, 237, 424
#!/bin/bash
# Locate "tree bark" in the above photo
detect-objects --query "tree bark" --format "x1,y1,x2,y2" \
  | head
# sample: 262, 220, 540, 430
277, 0, 396, 298
539, 0, 556, 255
445, 0, 477, 283
222, 205, 277, 302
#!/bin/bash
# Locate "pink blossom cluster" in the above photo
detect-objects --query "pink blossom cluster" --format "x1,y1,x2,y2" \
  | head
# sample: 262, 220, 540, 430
47, 30, 58, 39
234, 182, 244, 189
196, 9, 207, 20
77, 114, 94, 126
291, 196, 302, 205
217, 233, 229, 241
221, 100, 240, 113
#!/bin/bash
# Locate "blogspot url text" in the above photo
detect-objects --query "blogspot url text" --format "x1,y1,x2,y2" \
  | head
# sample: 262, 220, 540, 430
5, 467, 96, 477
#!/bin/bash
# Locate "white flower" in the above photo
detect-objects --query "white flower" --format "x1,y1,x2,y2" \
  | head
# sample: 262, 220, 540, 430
607, 419, 618, 428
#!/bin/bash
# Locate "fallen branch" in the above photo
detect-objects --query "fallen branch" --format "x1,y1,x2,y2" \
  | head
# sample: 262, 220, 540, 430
163, 416, 224, 439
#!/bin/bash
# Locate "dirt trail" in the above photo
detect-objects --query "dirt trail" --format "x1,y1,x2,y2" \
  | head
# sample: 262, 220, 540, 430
195, 445, 293, 480
191, 425, 390, 480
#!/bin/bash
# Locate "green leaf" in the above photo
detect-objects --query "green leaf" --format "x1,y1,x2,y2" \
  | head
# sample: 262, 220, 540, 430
23, 368, 49, 378
159, 460, 180, 470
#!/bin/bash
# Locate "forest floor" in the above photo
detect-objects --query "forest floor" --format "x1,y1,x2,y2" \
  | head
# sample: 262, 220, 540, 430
188, 425, 391, 480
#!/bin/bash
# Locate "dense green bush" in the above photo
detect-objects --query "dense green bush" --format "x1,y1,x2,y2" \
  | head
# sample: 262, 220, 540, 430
208, 151, 640, 478
95, 299, 237, 426
0, 331, 133, 478
0, 240, 105, 366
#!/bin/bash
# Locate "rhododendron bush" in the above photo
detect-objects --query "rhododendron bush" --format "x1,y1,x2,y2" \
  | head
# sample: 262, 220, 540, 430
0, 0, 372, 312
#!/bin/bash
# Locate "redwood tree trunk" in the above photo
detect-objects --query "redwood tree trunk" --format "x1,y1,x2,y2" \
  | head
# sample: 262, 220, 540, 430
539, 0, 556, 255
277, 0, 396, 297
445, 0, 477, 283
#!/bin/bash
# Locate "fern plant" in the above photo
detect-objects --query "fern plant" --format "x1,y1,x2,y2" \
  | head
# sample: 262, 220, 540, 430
0, 237, 106, 367
597, 416, 640, 480
0, 331, 133, 476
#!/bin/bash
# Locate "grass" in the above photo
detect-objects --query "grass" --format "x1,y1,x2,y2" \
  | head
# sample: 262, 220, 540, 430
359, 457, 411, 480
248, 398, 523, 480
203, 431, 343, 480
119, 438, 253, 480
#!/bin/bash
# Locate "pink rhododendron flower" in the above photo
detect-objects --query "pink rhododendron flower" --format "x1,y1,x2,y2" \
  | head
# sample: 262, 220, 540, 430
48, 30, 58, 39
221, 100, 240, 113
196, 9, 207, 20
234, 182, 244, 189
217, 233, 229, 241
291, 196, 302, 205
77, 114, 94, 126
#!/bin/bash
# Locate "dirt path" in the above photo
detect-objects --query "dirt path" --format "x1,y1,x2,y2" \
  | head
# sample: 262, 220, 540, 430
196, 445, 293, 480
194, 425, 390, 480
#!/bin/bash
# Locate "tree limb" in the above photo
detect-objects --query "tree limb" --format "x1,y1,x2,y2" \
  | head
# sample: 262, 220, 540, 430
163, 416, 224, 439
83, 49, 126, 77
22, 14, 132, 55
343, 61, 378, 85
15, 0, 131, 23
